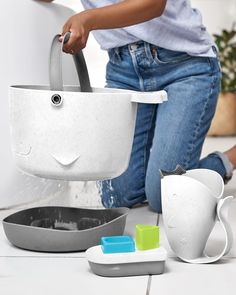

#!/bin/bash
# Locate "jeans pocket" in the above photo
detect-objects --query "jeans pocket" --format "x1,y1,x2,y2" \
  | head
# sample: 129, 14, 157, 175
149, 45, 192, 65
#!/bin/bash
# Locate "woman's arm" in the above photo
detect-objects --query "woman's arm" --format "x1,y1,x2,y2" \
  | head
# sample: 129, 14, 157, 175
62, 0, 167, 53
83, 0, 166, 30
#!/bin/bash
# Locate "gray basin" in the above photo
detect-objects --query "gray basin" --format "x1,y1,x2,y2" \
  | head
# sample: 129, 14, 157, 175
3, 206, 129, 252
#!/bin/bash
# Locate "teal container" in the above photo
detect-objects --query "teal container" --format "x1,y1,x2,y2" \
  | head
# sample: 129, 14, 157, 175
101, 236, 135, 254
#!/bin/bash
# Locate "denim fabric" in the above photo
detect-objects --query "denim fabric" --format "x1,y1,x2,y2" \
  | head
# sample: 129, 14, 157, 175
100, 41, 224, 213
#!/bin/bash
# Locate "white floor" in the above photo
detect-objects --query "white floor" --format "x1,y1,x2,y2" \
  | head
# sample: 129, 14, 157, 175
0, 137, 236, 295
0, 203, 235, 295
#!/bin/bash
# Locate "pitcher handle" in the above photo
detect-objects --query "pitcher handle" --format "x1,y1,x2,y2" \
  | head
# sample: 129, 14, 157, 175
49, 32, 92, 92
215, 196, 234, 256
182, 196, 234, 264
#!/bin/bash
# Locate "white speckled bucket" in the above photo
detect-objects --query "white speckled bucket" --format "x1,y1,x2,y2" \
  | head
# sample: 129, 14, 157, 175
9, 34, 167, 181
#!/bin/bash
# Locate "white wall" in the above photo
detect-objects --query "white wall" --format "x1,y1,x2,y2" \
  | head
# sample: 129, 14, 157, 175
0, 0, 79, 208
191, 0, 236, 34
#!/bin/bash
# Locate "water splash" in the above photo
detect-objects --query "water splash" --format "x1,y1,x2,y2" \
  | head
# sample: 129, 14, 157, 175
96, 180, 116, 208
108, 180, 114, 192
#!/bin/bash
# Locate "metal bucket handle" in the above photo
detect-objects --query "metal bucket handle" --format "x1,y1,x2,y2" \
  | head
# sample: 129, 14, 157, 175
49, 32, 92, 92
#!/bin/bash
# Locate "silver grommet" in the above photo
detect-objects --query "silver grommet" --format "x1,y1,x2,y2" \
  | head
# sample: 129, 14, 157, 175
51, 94, 63, 106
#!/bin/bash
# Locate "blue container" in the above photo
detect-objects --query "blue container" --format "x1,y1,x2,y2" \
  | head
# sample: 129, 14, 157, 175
101, 236, 135, 254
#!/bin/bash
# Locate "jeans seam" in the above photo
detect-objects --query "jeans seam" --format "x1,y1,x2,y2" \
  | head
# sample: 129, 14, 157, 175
183, 73, 218, 168
143, 107, 157, 176
129, 49, 145, 91
144, 42, 154, 65
150, 46, 192, 65
154, 54, 192, 65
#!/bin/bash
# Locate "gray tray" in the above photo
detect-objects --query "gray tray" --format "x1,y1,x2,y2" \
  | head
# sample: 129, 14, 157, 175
88, 261, 166, 277
3, 206, 129, 252
86, 245, 167, 277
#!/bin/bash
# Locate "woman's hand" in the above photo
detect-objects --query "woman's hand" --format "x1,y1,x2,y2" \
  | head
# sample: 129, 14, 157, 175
60, 0, 167, 54
60, 11, 92, 54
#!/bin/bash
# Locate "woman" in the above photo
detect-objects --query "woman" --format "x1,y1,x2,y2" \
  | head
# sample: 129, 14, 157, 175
39, 0, 236, 212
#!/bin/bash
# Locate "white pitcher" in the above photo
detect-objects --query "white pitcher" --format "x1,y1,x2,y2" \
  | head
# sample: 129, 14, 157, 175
161, 167, 234, 263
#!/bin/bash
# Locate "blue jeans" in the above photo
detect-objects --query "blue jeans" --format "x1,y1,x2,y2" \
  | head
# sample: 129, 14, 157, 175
100, 41, 228, 213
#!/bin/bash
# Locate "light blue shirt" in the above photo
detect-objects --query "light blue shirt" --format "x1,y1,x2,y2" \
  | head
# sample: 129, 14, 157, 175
81, 0, 216, 57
